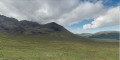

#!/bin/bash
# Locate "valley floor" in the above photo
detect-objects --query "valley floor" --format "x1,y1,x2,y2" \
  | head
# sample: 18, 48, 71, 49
0, 34, 119, 60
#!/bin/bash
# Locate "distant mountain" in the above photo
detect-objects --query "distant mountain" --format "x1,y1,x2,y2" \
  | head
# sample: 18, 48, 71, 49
0, 15, 69, 34
77, 33, 93, 38
89, 31, 119, 40
78, 31, 119, 40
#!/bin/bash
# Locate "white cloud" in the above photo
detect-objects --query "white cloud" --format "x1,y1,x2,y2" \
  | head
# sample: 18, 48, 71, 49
0, 0, 106, 26
35, 0, 80, 23
69, 28, 92, 34
83, 6, 120, 29
0, 0, 80, 23
56, 1, 106, 26
0, 1, 28, 20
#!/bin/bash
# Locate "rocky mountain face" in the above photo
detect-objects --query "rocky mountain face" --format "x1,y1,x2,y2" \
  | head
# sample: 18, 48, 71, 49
0, 15, 69, 34
0, 15, 25, 33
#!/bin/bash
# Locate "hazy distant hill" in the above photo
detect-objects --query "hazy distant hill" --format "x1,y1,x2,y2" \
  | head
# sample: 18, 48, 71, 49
0, 15, 69, 34
77, 33, 93, 38
78, 31, 119, 40
89, 31, 119, 40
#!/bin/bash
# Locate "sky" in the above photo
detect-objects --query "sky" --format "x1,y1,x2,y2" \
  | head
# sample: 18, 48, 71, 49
0, 0, 119, 34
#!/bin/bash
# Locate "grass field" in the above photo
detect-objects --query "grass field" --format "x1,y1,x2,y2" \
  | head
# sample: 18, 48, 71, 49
0, 33, 119, 60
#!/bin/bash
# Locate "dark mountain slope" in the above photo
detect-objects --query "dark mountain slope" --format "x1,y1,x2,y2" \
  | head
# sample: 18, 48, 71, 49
0, 15, 70, 34
0, 15, 25, 33
44, 22, 68, 32
20, 20, 42, 28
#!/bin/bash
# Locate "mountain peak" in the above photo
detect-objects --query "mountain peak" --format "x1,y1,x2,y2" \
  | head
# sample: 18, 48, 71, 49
48, 22, 57, 24
44, 22, 68, 32
45, 22, 60, 26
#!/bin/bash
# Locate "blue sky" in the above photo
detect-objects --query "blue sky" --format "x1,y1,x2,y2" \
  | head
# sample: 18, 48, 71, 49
68, 25, 120, 34
103, 0, 120, 7
69, 19, 93, 29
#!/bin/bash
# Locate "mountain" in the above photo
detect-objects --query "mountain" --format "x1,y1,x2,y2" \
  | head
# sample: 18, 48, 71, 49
0, 15, 69, 34
78, 31, 119, 40
1, 15, 119, 40
0, 15, 25, 33
77, 33, 93, 38
89, 31, 119, 40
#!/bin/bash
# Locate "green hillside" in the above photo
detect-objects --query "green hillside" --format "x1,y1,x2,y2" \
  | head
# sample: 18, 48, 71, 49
0, 33, 119, 60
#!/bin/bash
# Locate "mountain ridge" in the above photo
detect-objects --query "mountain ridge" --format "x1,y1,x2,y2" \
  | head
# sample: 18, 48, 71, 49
0, 15, 70, 34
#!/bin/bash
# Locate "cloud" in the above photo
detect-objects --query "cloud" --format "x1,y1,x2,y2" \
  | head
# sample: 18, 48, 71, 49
69, 28, 92, 34
0, 1, 28, 20
69, 25, 120, 34
0, 0, 80, 23
56, 1, 106, 26
35, 0, 80, 23
0, 0, 119, 31
83, 6, 119, 29
0, 0, 106, 25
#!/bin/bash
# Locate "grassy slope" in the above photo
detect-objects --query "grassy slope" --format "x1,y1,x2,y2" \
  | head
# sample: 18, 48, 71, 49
0, 33, 119, 60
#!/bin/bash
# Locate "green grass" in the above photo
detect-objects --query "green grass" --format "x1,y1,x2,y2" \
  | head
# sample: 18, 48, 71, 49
0, 33, 119, 60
